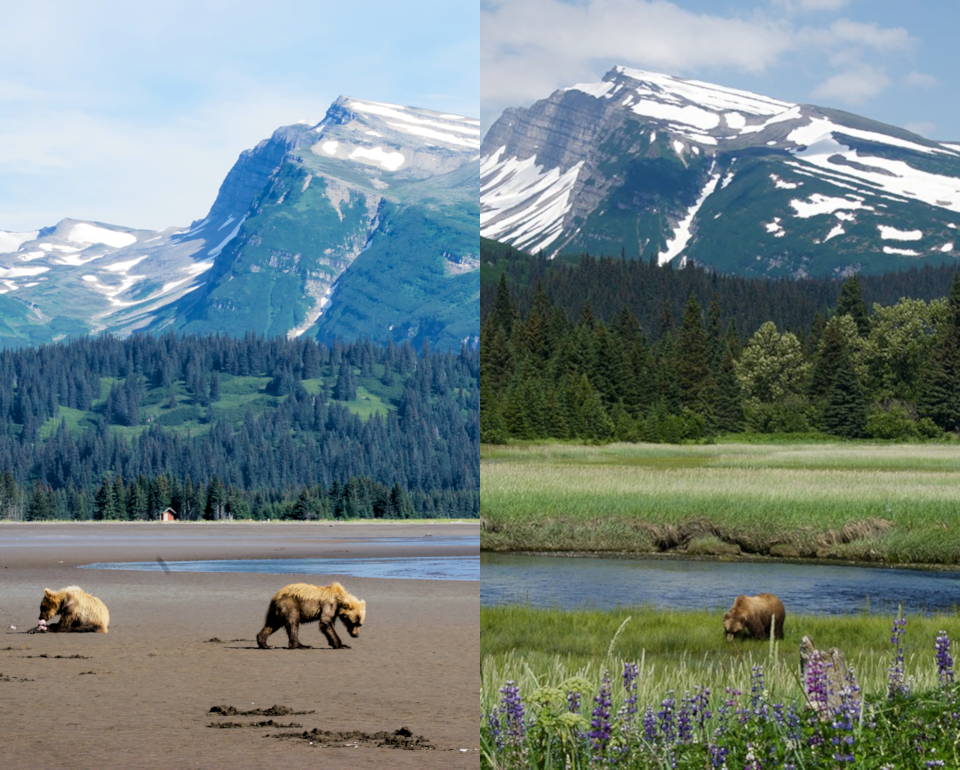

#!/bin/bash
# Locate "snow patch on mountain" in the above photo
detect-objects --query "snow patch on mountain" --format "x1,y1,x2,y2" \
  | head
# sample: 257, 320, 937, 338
349, 145, 405, 171
0, 230, 37, 253
480, 146, 583, 255
790, 194, 870, 218
658, 168, 721, 265
770, 174, 799, 190
343, 98, 480, 150
0, 265, 49, 278
877, 225, 922, 241
824, 223, 845, 241
208, 216, 246, 258
63, 222, 137, 248
764, 218, 786, 238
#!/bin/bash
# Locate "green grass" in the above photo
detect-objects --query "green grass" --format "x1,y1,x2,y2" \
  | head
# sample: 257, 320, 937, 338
481, 442, 960, 565
38, 369, 398, 443
481, 605, 960, 713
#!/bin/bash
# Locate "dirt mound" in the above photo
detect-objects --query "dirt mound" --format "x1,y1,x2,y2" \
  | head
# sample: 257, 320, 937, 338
0, 672, 34, 682
275, 726, 434, 750
209, 704, 315, 716
207, 720, 302, 729
814, 518, 894, 547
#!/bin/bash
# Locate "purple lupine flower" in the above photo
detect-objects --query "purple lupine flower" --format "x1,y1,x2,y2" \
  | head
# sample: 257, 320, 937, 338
677, 695, 693, 744
658, 694, 676, 743
621, 662, 640, 723
839, 665, 862, 721
935, 630, 954, 687
826, 663, 860, 763
772, 702, 785, 726
643, 705, 657, 742
708, 743, 728, 768
804, 649, 829, 714
499, 680, 526, 746
785, 704, 802, 743
887, 615, 909, 698
486, 709, 504, 750
567, 690, 581, 713
691, 685, 711, 732
589, 672, 613, 758
750, 664, 768, 721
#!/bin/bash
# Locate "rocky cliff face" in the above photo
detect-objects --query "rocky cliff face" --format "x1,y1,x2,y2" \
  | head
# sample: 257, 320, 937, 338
481, 67, 960, 278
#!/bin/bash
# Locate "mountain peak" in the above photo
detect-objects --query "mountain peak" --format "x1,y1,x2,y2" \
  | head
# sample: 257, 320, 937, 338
482, 68, 960, 277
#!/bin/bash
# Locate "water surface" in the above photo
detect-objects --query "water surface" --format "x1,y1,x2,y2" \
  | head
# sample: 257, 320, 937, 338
481, 553, 960, 614
83, 554, 478, 581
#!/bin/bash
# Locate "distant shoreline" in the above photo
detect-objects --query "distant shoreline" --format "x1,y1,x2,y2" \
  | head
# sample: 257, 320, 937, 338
0, 520, 480, 569
479, 547, 960, 573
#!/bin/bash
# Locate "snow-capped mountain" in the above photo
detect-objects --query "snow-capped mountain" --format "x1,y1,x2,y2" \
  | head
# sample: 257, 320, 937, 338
168, 96, 480, 346
481, 67, 960, 277
0, 97, 479, 349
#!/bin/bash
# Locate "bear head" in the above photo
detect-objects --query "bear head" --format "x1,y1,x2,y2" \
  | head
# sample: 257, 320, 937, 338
723, 610, 745, 641
338, 598, 367, 638
39, 588, 64, 621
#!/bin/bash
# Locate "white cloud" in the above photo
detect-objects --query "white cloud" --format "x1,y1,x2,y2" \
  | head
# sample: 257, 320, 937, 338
483, 0, 791, 123
772, 0, 851, 11
826, 19, 911, 50
904, 71, 937, 89
811, 67, 890, 105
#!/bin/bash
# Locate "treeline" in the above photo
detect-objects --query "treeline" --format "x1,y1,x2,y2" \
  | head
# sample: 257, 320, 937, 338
482, 249, 960, 442
0, 472, 468, 522
480, 238, 960, 342
0, 334, 478, 519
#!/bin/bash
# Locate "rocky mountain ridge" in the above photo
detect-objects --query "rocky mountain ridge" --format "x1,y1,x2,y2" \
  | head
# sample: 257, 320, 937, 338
481, 67, 960, 278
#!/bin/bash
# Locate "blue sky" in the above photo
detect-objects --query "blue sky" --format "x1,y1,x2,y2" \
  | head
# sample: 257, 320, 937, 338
482, 0, 960, 139
0, 1, 477, 232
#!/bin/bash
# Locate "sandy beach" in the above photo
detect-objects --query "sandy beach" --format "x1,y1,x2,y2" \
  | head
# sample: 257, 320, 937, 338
0, 522, 479, 769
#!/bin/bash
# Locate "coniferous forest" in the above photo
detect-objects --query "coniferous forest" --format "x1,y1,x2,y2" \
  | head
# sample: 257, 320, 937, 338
0, 334, 478, 520
481, 239, 960, 443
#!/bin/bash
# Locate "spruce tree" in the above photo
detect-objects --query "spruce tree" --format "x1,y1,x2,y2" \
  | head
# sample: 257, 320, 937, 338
822, 352, 867, 438
917, 274, 960, 431
836, 276, 870, 336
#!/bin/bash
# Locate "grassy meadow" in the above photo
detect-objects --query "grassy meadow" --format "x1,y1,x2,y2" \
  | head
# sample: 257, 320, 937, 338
481, 441, 960, 565
482, 605, 960, 709
482, 606, 960, 768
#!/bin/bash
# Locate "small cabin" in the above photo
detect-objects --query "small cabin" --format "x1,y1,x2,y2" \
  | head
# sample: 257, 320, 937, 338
159, 507, 178, 522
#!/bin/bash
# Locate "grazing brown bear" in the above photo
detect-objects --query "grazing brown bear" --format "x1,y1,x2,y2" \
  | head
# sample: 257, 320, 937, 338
256, 582, 366, 650
723, 593, 785, 641
31, 586, 110, 633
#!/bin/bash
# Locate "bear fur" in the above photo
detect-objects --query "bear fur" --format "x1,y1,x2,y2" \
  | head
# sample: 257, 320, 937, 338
723, 593, 785, 641
34, 586, 109, 633
256, 582, 366, 650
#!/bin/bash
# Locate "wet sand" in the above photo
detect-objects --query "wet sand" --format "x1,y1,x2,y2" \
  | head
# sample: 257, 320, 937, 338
0, 522, 479, 769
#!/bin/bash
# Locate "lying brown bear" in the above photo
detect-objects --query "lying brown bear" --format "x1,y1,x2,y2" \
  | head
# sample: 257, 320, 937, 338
256, 582, 366, 650
28, 586, 110, 633
723, 593, 785, 641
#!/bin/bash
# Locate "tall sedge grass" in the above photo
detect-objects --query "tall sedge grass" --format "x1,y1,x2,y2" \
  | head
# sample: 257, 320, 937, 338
481, 606, 960, 712
481, 442, 960, 563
